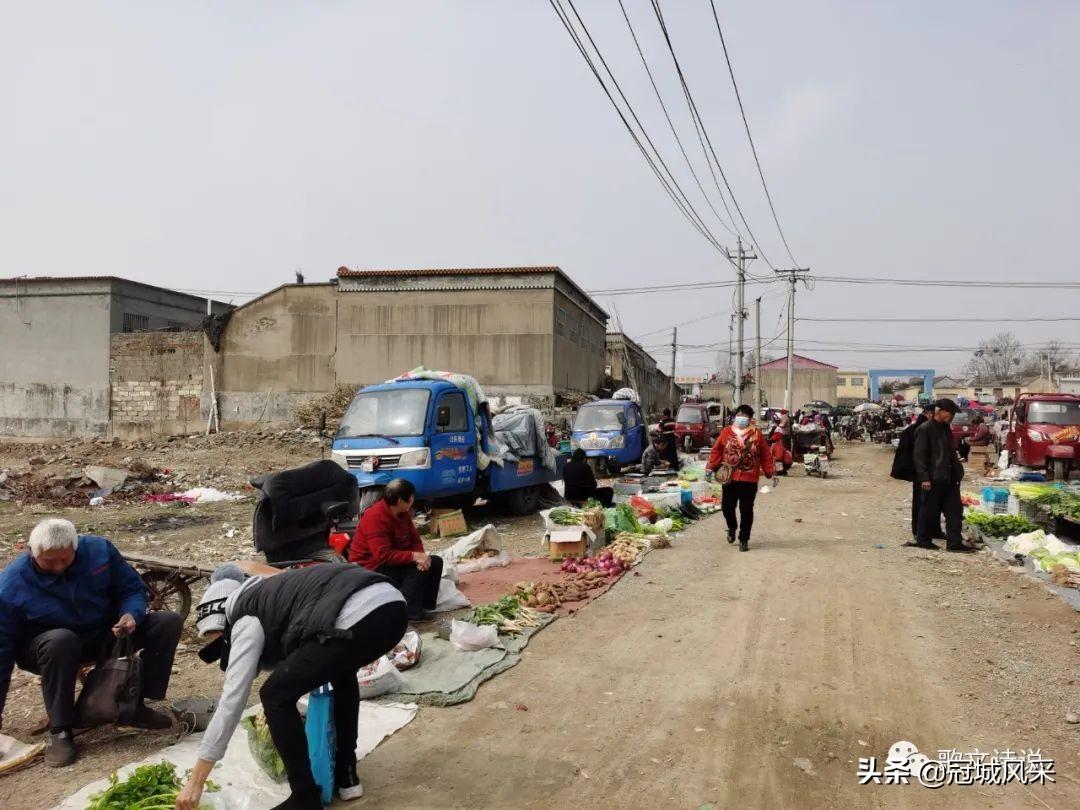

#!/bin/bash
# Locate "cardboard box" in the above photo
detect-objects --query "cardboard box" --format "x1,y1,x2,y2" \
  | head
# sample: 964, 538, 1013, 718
431, 509, 468, 538
545, 529, 590, 561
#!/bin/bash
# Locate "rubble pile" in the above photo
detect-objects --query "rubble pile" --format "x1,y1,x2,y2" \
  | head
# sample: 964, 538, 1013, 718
293, 384, 358, 431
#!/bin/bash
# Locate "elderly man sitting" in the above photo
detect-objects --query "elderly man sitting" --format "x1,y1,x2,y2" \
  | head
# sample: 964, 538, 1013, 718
0, 519, 182, 767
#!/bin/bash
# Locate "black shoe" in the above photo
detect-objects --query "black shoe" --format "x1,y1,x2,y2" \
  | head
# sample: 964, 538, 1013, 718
946, 545, 977, 554
270, 787, 322, 810
739, 540, 748, 552
408, 610, 436, 622
337, 763, 364, 801
726, 528, 736, 544
904, 541, 941, 550
45, 729, 76, 767
125, 702, 174, 730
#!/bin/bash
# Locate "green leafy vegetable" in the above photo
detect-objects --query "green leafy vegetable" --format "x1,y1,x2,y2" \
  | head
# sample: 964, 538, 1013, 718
469, 595, 522, 626
963, 512, 1038, 537
86, 761, 218, 810
614, 504, 642, 534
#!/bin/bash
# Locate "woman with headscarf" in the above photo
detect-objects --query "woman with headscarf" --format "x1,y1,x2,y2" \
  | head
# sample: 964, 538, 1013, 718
705, 404, 777, 552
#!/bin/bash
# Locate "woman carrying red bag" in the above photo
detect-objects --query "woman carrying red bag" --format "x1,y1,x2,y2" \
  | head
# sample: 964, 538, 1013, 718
705, 404, 777, 552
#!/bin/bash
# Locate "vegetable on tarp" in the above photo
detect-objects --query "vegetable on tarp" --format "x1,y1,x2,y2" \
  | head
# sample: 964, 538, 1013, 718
963, 512, 1038, 537
86, 761, 218, 810
614, 504, 642, 534
629, 495, 657, 523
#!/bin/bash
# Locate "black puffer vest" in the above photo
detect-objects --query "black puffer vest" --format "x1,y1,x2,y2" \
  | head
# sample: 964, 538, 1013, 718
220, 564, 392, 670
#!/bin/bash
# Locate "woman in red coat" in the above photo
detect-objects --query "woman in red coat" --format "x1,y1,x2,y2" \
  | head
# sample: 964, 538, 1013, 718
706, 404, 778, 552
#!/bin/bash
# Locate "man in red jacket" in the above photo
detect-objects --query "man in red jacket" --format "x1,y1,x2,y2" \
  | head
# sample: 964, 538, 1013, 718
348, 479, 443, 621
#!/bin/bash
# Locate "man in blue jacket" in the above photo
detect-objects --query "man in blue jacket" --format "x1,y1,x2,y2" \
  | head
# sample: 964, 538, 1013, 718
0, 519, 182, 766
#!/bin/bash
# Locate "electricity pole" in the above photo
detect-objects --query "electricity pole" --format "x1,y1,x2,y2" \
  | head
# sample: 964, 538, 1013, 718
755, 296, 762, 413
726, 237, 757, 406
774, 267, 812, 412
669, 327, 677, 410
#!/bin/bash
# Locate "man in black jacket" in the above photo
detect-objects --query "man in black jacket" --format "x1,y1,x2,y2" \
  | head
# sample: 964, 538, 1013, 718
913, 399, 974, 553
891, 404, 942, 544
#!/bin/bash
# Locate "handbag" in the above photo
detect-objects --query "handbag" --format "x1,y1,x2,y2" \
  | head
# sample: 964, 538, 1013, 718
715, 463, 733, 484
75, 635, 142, 728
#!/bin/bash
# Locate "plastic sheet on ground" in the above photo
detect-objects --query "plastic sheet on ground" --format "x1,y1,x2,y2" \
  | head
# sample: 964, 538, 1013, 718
458, 556, 630, 616
178, 487, 245, 503
378, 617, 555, 707
55, 701, 417, 810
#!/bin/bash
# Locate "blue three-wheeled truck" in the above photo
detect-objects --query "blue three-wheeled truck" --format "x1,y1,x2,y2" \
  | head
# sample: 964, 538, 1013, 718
332, 378, 564, 514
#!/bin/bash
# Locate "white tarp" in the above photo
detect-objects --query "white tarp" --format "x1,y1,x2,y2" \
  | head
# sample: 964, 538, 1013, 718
56, 701, 417, 810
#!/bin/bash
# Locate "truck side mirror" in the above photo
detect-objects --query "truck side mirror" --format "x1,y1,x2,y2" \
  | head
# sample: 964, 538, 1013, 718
436, 406, 452, 428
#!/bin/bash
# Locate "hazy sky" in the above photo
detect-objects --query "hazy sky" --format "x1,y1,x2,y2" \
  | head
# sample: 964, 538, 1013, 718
4, 1, 1078, 378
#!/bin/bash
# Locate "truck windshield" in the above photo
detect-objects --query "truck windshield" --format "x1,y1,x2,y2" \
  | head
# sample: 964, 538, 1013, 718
1027, 401, 1080, 426
574, 405, 624, 432
337, 389, 431, 438
676, 406, 703, 424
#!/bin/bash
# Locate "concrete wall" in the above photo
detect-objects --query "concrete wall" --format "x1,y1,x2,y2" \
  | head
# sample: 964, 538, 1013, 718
110, 332, 204, 438
605, 333, 671, 415
552, 289, 605, 395
109, 280, 229, 333
209, 284, 337, 428
760, 368, 838, 411
336, 288, 556, 394
0, 280, 112, 437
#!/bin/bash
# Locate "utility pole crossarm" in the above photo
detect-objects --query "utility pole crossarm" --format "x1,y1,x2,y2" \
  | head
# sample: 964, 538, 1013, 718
773, 267, 811, 413
725, 237, 757, 407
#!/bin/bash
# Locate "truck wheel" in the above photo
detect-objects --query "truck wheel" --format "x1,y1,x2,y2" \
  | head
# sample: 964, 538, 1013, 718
507, 485, 539, 516
683, 435, 694, 453
1051, 458, 1067, 482
605, 461, 622, 477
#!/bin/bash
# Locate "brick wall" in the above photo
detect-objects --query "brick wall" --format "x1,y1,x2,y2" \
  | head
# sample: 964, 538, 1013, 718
109, 332, 205, 438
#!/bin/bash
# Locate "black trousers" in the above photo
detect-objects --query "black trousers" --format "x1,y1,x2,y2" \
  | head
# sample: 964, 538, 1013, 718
15, 611, 182, 731
721, 481, 758, 542
260, 602, 408, 796
910, 482, 946, 538
377, 556, 444, 618
917, 481, 964, 548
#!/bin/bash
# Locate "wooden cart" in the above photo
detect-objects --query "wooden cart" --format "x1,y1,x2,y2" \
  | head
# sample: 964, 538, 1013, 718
123, 551, 214, 621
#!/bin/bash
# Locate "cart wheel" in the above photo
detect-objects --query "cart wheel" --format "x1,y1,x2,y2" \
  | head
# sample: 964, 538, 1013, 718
821, 470, 829, 479
507, 485, 539, 516
142, 571, 193, 620
1051, 458, 1067, 482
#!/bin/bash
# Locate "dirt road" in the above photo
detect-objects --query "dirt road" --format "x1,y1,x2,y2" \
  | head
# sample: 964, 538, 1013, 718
357, 443, 1080, 809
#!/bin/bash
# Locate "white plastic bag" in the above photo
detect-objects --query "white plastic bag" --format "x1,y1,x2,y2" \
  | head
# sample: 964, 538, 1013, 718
457, 549, 511, 574
435, 577, 471, 612
357, 655, 407, 699
450, 620, 499, 651
389, 630, 422, 670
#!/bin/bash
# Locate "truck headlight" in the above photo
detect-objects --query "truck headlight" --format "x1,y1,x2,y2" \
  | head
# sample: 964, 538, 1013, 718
330, 451, 349, 470
609, 435, 625, 449
1027, 429, 1044, 442
397, 448, 430, 469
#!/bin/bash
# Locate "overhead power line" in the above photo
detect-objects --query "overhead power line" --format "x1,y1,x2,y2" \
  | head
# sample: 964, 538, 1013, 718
814, 275, 1080, 289
548, 0, 727, 254
616, 0, 738, 239
708, 0, 799, 266
800, 316, 1080, 323
649, 0, 776, 270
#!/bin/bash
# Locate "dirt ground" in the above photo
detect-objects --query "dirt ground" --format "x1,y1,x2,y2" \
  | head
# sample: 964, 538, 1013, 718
0, 432, 555, 809
354, 442, 1080, 809
5, 440, 1080, 807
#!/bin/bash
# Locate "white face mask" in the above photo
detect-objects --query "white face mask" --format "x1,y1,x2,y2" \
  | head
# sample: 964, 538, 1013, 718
734, 416, 751, 428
